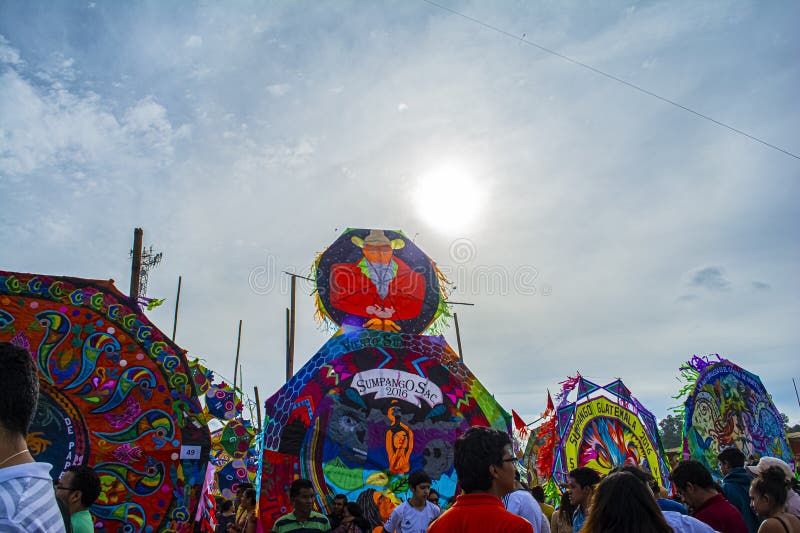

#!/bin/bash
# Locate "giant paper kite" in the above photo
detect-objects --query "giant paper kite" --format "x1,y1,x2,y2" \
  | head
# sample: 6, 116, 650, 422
314, 228, 448, 334
259, 329, 509, 531
677, 355, 793, 477
547, 376, 669, 488
259, 228, 509, 532
0, 271, 210, 533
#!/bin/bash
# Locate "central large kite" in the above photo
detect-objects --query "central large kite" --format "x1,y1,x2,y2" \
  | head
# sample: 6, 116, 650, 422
259, 229, 509, 532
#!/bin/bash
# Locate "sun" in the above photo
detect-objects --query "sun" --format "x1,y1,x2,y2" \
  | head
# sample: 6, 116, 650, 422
413, 161, 485, 233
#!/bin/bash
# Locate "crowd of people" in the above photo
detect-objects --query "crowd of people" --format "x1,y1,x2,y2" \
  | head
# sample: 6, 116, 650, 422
2, 340, 800, 533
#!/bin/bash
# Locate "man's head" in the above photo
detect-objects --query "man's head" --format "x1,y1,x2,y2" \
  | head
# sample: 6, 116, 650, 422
0, 342, 39, 437
408, 470, 432, 502
427, 489, 440, 506
56, 465, 101, 514
331, 494, 347, 516
717, 447, 746, 475
668, 460, 716, 509
453, 426, 516, 496
353, 230, 404, 265
290, 478, 316, 517
567, 467, 600, 508
530, 485, 545, 504
610, 465, 659, 499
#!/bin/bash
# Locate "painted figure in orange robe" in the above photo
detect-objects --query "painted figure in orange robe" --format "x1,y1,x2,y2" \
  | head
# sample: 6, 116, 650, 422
385, 401, 413, 475
330, 230, 425, 332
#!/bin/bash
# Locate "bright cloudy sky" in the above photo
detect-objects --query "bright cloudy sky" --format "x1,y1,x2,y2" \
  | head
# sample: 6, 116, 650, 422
1, 1, 798, 426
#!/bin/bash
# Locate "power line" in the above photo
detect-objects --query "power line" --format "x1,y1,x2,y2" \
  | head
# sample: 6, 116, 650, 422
421, 0, 800, 161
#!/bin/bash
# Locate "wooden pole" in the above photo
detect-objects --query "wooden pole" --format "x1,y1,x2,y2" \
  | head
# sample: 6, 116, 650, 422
454, 312, 464, 361
285, 308, 292, 381
793, 378, 800, 409
289, 275, 296, 372
254, 386, 262, 434
130, 228, 143, 299
233, 320, 242, 413
171, 275, 182, 342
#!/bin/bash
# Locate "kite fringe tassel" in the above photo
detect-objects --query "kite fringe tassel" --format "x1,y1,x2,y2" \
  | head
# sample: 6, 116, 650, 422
556, 373, 581, 406
536, 410, 558, 481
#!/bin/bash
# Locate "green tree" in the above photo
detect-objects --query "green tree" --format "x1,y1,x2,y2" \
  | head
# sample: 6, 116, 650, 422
658, 414, 683, 449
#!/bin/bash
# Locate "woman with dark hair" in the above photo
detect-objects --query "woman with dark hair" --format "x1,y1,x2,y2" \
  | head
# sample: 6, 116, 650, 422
581, 472, 672, 533
332, 502, 370, 533
749, 466, 800, 533
216, 499, 235, 533
551, 491, 576, 533
228, 488, 257, 533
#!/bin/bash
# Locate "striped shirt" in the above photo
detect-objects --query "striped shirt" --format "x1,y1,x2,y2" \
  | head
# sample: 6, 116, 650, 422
272, 510, 331, 533
0, 461, 67, 532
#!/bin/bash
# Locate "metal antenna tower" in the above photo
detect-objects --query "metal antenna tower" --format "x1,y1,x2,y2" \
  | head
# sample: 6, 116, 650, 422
129, 227, 163, 300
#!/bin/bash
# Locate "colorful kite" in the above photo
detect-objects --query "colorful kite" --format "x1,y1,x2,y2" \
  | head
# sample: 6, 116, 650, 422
0, 271, 210, 533
258, 327, 510, 532
676, 355, 793, 477
314, 228, 448, 334
548, 376, 669, 488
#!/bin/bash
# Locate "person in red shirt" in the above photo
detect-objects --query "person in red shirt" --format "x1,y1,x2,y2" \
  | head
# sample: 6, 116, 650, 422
427, 426, 533, 533
669, 460, 748, 533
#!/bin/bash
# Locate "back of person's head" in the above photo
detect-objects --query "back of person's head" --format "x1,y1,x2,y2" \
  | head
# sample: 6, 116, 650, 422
582, 472, 672, 533
530, 485, 545, 503
610, 465, 659, 495
559, 491, 576, 525
668, 460, 715, 490
408, 470, 432, 489
453, 426, 511, 493
0, 342, 39, 435
751, 466, 791, 507
65, 465, 101, 508
242, 488, 256, 506
220, 499, 233, 512
568, 466, 601, 488
717, 447, 746, 468
346, 502, 370, 531
290, 478, 313, 498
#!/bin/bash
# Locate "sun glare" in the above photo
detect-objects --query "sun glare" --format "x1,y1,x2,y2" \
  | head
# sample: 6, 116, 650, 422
413, 161, 484, 233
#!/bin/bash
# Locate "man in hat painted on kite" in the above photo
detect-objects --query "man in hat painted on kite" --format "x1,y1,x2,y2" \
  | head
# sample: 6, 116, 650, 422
330, 230, 425, 332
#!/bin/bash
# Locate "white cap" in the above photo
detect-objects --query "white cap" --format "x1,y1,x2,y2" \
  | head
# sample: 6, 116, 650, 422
745, 456, 794, 479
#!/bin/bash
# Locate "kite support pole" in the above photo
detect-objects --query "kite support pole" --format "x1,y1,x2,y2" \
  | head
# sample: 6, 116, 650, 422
171, 275, 181, 341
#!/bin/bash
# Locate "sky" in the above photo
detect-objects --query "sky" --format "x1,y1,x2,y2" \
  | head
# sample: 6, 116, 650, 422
1, 0, 799, 427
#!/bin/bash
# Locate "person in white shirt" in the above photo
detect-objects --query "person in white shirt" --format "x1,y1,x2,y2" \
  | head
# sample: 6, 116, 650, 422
383, 470, 441, 533
503, 471, 550, 533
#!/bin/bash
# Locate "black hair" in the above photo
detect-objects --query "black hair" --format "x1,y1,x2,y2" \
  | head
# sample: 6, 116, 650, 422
582, 472, 672, 533
453, 426, 511, 493
237, 482, 254, 494
668, 460, 715, 491
220, 500, 234, 512
751, 466, 791, 507
530, 485, 545, 503
333, 493, 348, 502
610, 465, 660, 495
65, 465, 101, 508
428, 488, 439, 498
0, 342, 39, 435
409, 470, 432, 489
356, 489, 384, 530
242, 488, 256, 506
346, 502, 371, 531
558, 491, 576, 526
568, 467, 601, 488
290, 478, 314, 498
717, 447, 745, 469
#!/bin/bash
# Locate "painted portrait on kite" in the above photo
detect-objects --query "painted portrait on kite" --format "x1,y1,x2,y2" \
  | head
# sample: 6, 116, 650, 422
314, 229, 446, 334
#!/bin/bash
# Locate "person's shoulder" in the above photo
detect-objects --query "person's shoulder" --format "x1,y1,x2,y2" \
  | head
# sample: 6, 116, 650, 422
503, 511, 535, 532
663, 511, 717, 533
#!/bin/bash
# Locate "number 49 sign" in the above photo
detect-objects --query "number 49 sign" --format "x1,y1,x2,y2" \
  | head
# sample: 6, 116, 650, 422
180, 445, 202, 460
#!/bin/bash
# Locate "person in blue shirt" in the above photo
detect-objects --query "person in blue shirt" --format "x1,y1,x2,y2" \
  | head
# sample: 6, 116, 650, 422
717, 447, 760, 533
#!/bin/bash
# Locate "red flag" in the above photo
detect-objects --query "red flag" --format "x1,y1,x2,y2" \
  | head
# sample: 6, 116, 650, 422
512, 409, 527, 433
546, 390, 554, 413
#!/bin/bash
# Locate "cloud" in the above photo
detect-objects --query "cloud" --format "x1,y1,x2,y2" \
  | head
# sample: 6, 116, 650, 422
184, 35, 202, 48
689, 266, 732, 292
0, 34, 22, 65
266, 83, 290, 96
751, 281, 771, 291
